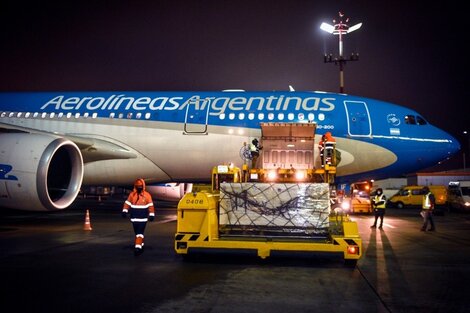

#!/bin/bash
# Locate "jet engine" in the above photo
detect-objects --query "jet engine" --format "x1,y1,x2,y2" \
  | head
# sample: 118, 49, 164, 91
0, 133, 84, 211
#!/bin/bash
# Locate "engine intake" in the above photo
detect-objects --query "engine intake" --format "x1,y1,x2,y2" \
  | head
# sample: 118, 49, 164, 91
0, 133, 84, 211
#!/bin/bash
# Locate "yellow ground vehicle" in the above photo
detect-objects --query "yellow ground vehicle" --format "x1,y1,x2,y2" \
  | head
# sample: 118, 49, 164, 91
175, 123, 362, 265
349, 182, 372, 214
388, 185, 448, 213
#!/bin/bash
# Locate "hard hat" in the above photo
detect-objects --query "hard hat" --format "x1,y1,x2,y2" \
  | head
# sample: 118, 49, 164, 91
134, 178, 144, 186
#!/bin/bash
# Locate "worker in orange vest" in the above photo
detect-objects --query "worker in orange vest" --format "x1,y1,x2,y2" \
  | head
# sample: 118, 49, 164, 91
122, 178, 155, 255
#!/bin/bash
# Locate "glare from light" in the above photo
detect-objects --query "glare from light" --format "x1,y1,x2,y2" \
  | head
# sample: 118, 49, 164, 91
267, 171, 277, 180
320, 22, 335, 33
348, 23, 362, 33
295, 171, 306, 180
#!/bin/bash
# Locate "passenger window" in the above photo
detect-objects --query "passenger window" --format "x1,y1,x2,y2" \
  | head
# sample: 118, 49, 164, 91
405, 115, 416, 125
412, 189, 422, 196
416, 116, 427, 125
400, 189, 410, 196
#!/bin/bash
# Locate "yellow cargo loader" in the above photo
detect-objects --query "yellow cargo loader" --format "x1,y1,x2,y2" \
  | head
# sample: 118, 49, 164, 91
175, 185, 362, 265
175, 123, 362, 265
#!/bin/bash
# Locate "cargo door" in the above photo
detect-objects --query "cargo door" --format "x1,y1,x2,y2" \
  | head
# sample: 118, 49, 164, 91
260, 122, 316, 169
344, 101, 372, 137
184, 97, 210, 134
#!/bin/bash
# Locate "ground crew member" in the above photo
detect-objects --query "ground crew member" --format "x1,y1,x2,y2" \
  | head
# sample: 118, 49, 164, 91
122, 178, 155, 255
421, 186, 436, 231
371, 188, 387, 229
250, 138, 262, 168
324, 132, 336, 166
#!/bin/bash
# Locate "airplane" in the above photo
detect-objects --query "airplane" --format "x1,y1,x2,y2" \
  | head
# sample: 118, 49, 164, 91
0, 90, 460, 211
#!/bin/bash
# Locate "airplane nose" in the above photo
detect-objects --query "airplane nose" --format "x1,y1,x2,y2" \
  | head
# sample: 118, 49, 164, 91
446, 132, 461, 156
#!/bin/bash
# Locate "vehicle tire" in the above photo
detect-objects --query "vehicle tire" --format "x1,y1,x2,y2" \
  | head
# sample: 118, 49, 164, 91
396, 202, 405, 209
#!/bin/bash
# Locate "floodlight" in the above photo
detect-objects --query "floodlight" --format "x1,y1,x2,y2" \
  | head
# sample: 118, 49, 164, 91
348, 22, 362, 33
320, 22, 335, 34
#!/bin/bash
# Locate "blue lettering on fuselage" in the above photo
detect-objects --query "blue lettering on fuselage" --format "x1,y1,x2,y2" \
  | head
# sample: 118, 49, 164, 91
40, 94, 336, 116
0, 164, 18, 181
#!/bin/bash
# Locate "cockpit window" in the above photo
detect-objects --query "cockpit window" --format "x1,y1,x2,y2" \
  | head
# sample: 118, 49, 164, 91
405, 115, 427, 126
405, 115, 416, 125
416, 116, 427, 125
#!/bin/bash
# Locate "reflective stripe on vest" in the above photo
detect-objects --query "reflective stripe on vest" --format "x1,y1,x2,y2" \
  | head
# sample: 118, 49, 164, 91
423, 193, 431, 209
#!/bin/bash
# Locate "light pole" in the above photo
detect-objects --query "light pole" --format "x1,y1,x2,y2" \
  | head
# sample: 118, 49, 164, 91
320, 12, 362, 93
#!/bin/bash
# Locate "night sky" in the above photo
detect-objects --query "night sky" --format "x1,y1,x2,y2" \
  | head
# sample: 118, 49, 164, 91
1, 1, 468, 170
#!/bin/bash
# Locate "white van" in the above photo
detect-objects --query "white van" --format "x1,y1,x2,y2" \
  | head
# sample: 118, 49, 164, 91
448, 181, 470, 211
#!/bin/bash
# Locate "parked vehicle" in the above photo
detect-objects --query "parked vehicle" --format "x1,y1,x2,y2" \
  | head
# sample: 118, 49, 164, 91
447, 181, 470, 211
388, 185, 448, 214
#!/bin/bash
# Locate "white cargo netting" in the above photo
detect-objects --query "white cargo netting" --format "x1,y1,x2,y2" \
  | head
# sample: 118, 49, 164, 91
219, 183, 330, 237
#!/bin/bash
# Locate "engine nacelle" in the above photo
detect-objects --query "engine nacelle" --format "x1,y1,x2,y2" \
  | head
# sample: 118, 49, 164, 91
0, 133, 84, 211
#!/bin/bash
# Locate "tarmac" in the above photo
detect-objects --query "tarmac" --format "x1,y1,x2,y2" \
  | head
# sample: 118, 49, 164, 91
1, 197, 469, 313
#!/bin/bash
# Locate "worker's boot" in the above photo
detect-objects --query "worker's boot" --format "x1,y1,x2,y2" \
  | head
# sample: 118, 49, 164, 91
378, 224, 383, 229
370, 224, 376, 228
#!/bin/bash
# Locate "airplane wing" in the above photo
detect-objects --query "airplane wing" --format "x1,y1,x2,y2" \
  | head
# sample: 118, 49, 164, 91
0, 122, 136, 163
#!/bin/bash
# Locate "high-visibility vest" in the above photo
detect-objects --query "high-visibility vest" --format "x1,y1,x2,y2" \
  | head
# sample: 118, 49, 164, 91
373, 194, 386, 209
422, 192, 433, 210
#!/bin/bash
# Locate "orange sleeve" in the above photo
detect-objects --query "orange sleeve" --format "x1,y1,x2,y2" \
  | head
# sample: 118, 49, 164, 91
145, 192, 155, 215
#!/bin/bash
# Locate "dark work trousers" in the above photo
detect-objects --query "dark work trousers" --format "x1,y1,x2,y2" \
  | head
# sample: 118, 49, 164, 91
421, 210, 435, 230
132, 221, 147, 248
373, 209, 385, 227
